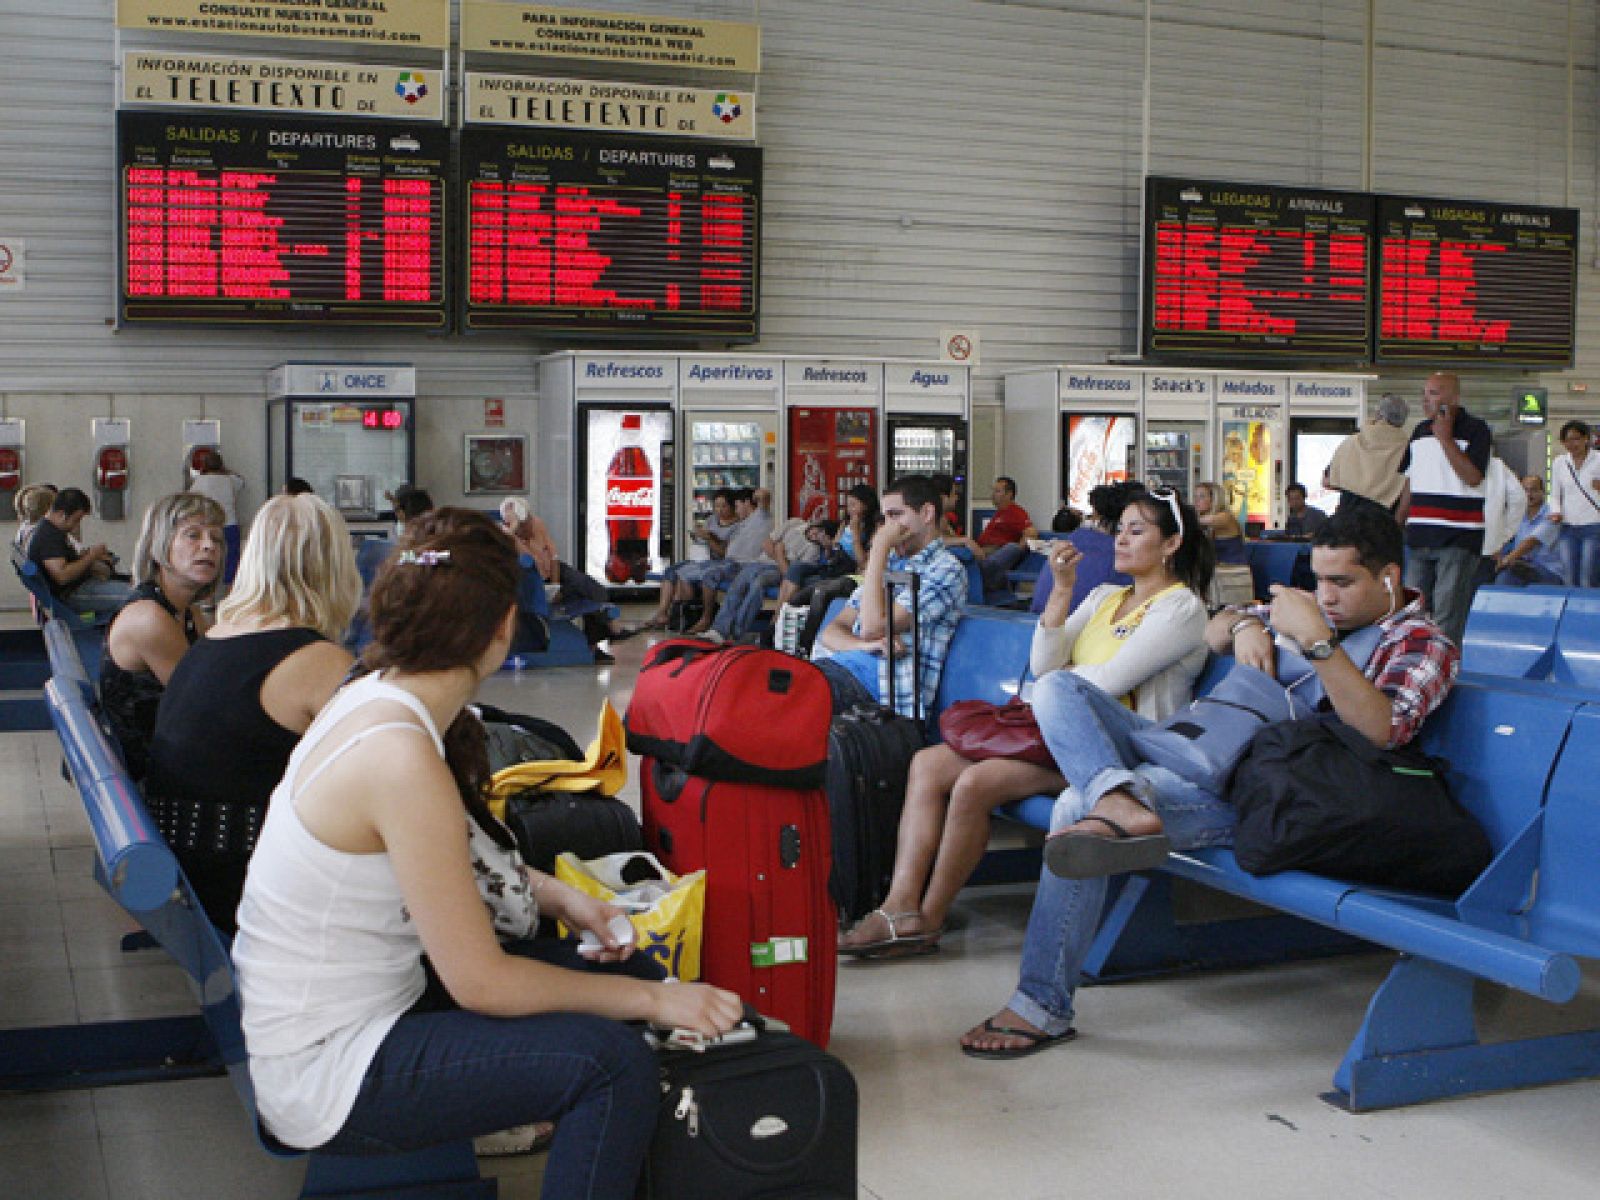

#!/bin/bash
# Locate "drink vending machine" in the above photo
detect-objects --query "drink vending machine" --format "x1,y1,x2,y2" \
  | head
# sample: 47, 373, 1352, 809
784, 360, 883, 521
1004, 366, 1143, 518
538, 354, 678, 596
884, 362, 970, 520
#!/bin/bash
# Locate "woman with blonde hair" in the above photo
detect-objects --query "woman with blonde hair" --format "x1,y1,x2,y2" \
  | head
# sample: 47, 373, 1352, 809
100, 493, 226, 780
12, 483, 56, 549
147, 494, 361, 930
1194, 481, 1247, 564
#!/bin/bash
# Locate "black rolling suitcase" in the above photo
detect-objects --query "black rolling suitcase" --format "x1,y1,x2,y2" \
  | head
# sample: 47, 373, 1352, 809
638, 1019, 858, 1199
824, 571, 929, 924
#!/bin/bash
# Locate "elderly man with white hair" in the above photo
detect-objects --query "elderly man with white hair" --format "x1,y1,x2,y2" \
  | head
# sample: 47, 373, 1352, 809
499, 498, 632, 662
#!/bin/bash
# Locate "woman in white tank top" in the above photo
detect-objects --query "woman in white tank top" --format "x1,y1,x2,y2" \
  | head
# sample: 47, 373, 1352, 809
232, 509, 742, 1198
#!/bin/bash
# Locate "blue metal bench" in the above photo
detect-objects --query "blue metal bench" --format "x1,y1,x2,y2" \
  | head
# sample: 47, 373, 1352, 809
8, 677, 496, 1197
10, 543, 111, 630
932, 606, 1600, 1110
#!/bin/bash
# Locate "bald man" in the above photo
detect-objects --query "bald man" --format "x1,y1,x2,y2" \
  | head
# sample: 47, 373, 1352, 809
1401, 372, 1492, 644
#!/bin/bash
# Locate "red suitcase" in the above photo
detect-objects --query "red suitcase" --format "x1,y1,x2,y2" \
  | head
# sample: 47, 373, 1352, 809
642, 760, 837, 1048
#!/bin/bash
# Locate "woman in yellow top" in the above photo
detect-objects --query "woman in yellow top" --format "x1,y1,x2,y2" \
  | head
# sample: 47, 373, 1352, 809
839, 488, 1214, 958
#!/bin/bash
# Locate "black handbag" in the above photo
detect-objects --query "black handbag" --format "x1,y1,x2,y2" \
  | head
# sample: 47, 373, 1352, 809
501, 789, 643, 877
1229, 715, 1492, 896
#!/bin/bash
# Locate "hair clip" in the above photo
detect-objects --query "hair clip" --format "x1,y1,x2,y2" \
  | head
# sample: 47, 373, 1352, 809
397, 549, 451, 567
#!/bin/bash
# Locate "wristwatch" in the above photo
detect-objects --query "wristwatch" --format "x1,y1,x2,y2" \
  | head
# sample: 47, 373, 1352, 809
1304, 635, 1337, 661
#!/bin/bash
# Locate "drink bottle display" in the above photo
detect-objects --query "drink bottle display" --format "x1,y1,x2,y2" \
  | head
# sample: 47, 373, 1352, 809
605, 414, 655, 583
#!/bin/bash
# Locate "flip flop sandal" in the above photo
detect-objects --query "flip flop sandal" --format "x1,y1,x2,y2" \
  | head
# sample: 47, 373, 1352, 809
838, 909, 941, 958
1043, 814, 1171, 880
960, 1020, 1078, 1061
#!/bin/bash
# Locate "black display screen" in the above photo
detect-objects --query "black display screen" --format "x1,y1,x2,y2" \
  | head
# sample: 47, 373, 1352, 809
460, 129, 760, 340
117, 111, 448, 327
1375, 195, 1578, 366
1142, 176, 1373, 362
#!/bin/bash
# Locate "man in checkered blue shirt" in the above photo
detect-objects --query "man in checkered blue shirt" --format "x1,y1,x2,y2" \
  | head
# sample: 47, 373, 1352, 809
813, 475, 967, 718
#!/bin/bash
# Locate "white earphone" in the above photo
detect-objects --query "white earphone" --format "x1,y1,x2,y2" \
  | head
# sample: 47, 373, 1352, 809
1383, 575, 1398, 617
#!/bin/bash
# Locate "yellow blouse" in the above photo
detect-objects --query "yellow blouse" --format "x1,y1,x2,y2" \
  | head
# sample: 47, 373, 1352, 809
1070, 583, 1187, 707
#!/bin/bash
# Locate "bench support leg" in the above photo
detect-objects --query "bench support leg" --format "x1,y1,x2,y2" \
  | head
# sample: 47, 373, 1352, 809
1331, 955, 1600, 1111
1079, 873, 1372, 984
302, 1141, 495, 1199
0, 1016, 223, 1091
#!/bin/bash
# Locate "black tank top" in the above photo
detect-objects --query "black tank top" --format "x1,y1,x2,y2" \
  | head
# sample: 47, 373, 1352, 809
100, 581, 199, 781
146, 627, 326, 813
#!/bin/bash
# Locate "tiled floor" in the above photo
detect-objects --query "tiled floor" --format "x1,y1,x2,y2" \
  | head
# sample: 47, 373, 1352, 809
4, 620, 1600, 1198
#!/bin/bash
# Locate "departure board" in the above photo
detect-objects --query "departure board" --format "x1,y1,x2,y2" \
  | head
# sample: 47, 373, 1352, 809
117, 112, 448, 328
460, 130, 760, 340
1375, 195, 1577, 366
1142, 177, 1372, 362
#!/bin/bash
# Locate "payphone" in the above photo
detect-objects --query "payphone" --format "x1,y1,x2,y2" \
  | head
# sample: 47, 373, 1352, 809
93, 418, 132, 521
0, 418, 23, 523
182, 419, 222, 489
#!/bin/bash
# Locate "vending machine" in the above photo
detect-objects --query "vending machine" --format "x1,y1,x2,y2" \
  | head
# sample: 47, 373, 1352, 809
1143, 425, 1203, 501
537, 353, 677, 595
1004, 366, 1143, 519
783, 359, 883, 521
1215, 374, 1289, 535
1286, 374, 1370, 517
677, 356, 783, 526
266, 364, 417, 528
884, 362, 970, 516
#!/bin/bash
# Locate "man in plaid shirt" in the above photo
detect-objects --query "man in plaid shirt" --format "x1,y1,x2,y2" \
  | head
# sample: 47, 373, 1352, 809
815, 475, 967, 718
963, 504, 1459, 1059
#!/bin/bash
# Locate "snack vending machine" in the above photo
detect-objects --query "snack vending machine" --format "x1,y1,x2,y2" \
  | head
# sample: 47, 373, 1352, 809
784, 360, 883, 521
1143, 424, 1203, 502
677, 356, 783, 525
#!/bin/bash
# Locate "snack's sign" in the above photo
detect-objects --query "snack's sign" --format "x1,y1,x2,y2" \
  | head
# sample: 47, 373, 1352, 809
467, 73, 753, 139
462, 2, 760, 72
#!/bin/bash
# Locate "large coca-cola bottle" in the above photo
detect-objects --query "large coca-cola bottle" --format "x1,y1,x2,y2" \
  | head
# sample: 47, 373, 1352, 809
604, 414, 655, 583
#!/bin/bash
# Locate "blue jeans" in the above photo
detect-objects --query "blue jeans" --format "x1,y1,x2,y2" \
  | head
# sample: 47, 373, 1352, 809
1558, 524, 1600, 589
1010, 672, 1235, 1033
979, 541, 1028, 590
712, 562, 780, 638
1403, 544, 1479, 647
67, 576, 135, 616
320, 938, 661, 1199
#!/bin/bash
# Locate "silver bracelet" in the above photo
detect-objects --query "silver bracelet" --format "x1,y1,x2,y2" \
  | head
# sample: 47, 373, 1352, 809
1230, 616, 1264, 638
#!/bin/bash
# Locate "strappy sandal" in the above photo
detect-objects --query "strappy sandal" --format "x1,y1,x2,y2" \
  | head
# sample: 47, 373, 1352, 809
1043, 814, 1170, 879
838, 909, 942, 959
960, 1019, 1078, 1060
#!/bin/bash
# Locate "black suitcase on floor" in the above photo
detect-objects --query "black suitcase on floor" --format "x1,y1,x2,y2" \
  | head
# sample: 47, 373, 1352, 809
638, 1024, 858, 1199
824, 571, 929, 924
502, 789, 642, 876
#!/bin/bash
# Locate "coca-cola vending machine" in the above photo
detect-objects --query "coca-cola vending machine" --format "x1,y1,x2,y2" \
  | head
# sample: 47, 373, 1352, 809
577, 406, 675, 593
1063, 414, 1138, 513
783, 359, 884, 521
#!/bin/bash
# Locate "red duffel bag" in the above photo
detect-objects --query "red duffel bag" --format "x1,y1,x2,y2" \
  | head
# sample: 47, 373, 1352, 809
625, 639, 831, 788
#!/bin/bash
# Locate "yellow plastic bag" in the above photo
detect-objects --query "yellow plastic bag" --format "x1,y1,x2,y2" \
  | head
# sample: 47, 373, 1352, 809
487, 701, 628, 824
554, 850, 705, 982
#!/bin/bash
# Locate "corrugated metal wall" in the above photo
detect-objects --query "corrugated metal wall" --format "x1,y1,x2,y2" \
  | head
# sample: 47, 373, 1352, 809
0, 0, 1595, 595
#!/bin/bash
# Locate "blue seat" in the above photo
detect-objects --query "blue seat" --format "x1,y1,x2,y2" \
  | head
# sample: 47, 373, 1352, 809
1244, 540, 1308, 599
10, 544, 111, 631
8, 677, 494, 1198
930, 606, 1600, 1109
504, 555, 597, 668
1552, 588, 1600, 689
1461, 584, 1564, 679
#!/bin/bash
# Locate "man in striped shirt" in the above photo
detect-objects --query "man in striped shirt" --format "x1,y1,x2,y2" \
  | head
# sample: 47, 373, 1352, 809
1401, 372, 1491, 645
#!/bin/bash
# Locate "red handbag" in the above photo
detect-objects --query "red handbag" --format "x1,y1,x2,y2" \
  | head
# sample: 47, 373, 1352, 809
937, 697, 1055, 767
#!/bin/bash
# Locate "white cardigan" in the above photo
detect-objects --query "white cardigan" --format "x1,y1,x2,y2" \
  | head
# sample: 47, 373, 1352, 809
1027, 583, 1209, 720
1549, 451, 1600, 528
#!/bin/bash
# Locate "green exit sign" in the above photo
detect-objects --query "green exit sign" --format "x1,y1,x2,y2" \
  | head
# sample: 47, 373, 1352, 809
1515, 388, 1548, 426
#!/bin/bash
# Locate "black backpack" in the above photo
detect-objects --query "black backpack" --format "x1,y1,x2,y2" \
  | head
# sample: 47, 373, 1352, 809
1229, 715, 1492, 897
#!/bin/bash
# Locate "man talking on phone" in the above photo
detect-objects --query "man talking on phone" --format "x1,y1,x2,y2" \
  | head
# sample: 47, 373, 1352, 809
1400, 371, 1491, 646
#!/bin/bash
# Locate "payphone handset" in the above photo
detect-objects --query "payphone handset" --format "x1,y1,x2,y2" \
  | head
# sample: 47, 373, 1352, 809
181, 418, 222, 489
92, 418, 132, 521
0, 419, 22, 523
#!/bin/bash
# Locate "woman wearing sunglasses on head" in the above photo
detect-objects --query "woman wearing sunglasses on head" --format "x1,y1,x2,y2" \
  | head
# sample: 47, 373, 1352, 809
840, 487, 1215, 961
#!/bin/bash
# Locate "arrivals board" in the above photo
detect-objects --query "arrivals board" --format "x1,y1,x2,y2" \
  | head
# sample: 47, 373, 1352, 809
117, 112, 448, 327
1375, 195, 1578, 366
460, 129, 760, 340
1142, 177, 1372, 363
